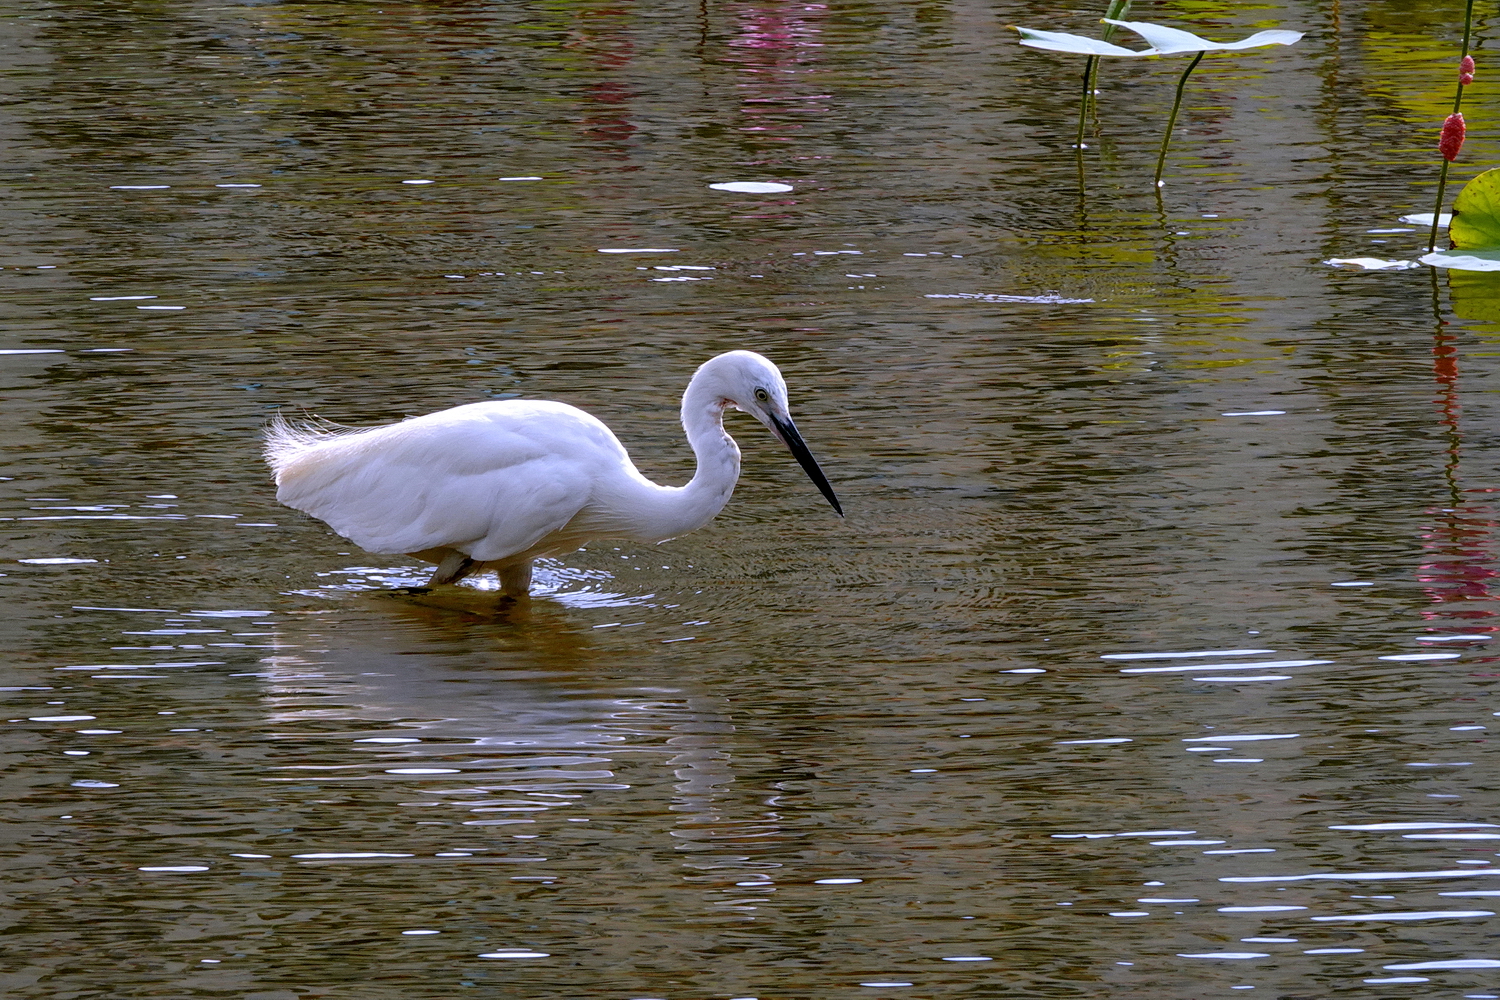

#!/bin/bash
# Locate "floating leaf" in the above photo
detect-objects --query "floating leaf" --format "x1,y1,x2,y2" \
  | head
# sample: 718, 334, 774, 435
1325, 257, 1421, 271
1421, 248, 1500, 271
1103, 20, 1303, 54
1450, 168, 1500, 250
708, 181, 793, 194
1013, 26, 1143, 57
1015, 21, 1301, 57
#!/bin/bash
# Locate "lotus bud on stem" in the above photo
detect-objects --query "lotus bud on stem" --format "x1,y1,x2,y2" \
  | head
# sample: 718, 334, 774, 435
1429, 0, 1478, 253
1440, 113, 1467, 162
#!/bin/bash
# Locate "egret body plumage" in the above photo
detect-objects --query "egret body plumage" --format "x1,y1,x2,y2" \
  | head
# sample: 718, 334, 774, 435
264, 350, 842, 596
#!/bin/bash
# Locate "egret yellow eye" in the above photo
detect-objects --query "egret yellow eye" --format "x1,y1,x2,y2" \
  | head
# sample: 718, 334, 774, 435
754, 388, 770, 402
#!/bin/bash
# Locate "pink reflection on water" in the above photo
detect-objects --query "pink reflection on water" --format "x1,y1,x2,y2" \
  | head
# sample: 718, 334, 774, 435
1416, 323, 1499, 631
726, 3, 830, 144
564, 6, 638, 158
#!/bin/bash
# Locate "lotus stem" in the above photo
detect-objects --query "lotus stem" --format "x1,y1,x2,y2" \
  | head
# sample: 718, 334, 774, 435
1075, 1, 1129, 151
1076, 55, 1096, 149
1430, 0, 1478, 252
1154, 50, 1204, 189
1430, 160, 1454, 254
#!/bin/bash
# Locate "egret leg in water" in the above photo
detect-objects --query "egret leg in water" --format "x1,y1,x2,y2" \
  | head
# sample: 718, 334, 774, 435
264, 350, 842, 597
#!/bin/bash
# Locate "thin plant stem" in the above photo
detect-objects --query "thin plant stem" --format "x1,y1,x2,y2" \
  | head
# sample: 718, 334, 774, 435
1430, 0, 1478, 252
1077, 1, 1129, 151
1154, 50, 1204, 190
1076, 54, 1096, 149
1076, 135, 1088, 214
1430, 161, 1453, 252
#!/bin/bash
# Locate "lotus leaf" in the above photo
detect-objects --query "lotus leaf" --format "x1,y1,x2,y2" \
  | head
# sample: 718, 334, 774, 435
1012, 27, 1143, 57
1102, 20, 1303, 55
1014, 20, 1303, 58
1449, 169, 1500, 251
1420, 248, 1500, 271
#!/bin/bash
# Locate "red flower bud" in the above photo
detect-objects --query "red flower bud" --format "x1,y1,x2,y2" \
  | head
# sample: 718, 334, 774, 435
1461, 54, 1476, 84
1441, 112, 1466, 161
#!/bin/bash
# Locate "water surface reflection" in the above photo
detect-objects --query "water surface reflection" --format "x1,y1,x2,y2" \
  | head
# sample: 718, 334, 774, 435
4, 0, 1500, 996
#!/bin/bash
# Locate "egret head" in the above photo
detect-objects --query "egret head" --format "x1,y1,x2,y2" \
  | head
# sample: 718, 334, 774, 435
693, 350, 843, 516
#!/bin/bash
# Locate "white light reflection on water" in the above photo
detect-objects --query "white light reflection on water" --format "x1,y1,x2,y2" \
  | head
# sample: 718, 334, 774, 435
1052, 830, 1196, 839
923, 292, 1094, 304
1384, 959, 1500, 969
1329, 822, 1499, 831
1101, 649, 1275, 660
1218, 905, 1307, 913
291, 852, 415, 859
1123, 660, 1327, 674
1184, 734, 1300, 742
1223, 870, 1500, 884
298, 559, 650, 609
1311, 910, 1495, 922
708, 181, 793, 193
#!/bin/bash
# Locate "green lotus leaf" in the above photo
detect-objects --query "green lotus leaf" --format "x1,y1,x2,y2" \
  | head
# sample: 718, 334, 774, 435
1449, 169, 1500, 251
1102, 20, 1303, 54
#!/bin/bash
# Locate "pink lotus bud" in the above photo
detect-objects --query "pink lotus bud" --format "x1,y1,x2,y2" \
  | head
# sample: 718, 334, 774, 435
1441, 112, 1466, 161
1461, 54, 1476, 85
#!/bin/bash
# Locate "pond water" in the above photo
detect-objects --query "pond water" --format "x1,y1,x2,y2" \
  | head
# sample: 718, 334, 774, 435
4, 0, 1500, 997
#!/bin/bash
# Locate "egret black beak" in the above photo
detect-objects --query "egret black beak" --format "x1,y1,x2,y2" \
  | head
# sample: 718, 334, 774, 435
769, 413, 843, 517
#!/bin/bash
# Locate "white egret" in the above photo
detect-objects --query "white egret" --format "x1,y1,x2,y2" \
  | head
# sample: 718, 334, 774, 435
265, 350, 842, 596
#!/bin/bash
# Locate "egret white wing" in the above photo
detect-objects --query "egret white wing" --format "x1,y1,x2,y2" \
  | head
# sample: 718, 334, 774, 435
269, 400, 629, 560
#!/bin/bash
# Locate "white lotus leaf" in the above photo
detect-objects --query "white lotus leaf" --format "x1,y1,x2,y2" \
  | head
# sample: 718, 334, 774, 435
1325, 257, 1420, 271
1015, 21, 1303, 59
1102, 20, 1303, 54
1422, 249, 1500, 271
1012, 26, 1147, 57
